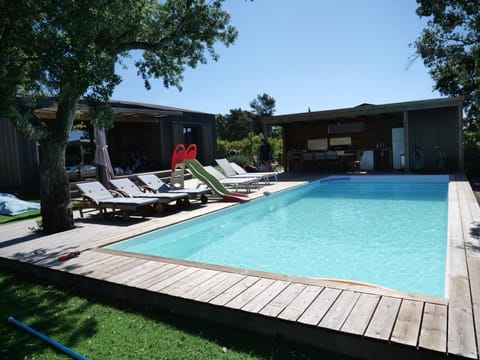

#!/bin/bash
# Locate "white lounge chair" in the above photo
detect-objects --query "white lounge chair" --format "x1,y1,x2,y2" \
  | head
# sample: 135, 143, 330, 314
204, 166, 259, 193
109, 178, 190, 210
216, 158, 278, 184
76, 181, 158, 220
137, 174, 211, 204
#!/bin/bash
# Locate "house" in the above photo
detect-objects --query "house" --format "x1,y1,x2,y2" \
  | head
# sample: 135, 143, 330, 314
262, 97, 464, 173
0, 99, 217, 190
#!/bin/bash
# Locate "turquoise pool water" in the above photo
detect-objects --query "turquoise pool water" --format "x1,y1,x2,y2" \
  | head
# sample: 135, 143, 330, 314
108, 175, 449, 297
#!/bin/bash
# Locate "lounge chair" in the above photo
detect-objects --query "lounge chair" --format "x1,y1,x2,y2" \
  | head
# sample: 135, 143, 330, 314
109, 178, 190, 210
216, 158, 278, 184
76, 181, 158, 220
137, 174, 211, 204
204, 165, 259, 193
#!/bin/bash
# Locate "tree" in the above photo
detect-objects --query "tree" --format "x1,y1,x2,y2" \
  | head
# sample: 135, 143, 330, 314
0, 0, 237, 234
249, 93, 276, 133
413, 0, 480, 128
216, 108, 254, 141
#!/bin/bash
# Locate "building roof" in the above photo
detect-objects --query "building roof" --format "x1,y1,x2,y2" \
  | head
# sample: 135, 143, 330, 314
30, 98, 212, 120
262, 97, 464, 125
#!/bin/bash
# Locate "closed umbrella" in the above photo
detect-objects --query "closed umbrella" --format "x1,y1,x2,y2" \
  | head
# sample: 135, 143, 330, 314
94, 126, 114, 186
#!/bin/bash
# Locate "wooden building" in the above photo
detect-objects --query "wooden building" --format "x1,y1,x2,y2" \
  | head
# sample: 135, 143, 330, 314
263, 97, 464, 173
1, 99, 217, 190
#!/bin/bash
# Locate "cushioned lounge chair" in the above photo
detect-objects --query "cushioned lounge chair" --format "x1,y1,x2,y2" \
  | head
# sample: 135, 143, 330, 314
203, 166, 259, 193
76, 181, 158, 220
109, 178, 190, 210
136, 174, 211, 204
216, 158, 278, 184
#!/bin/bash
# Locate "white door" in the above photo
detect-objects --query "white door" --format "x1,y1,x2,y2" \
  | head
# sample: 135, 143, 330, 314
392, 128, 405, 170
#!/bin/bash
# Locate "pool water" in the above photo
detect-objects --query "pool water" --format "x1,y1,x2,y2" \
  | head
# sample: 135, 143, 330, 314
108, 175, 449, 297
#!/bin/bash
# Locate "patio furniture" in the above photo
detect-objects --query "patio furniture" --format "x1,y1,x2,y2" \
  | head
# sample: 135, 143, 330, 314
216, 158, 277, 184
109, 178, 190, 210
76, 181, 159, 220
203, 166, 259, 193
137, 174, 211, 204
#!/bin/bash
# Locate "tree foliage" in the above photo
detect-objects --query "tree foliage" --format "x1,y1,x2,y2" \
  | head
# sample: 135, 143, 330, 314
217, 93, 276, 141
216, 108, 254, 141
0, 0, 237, 233
249, 93, 276, 134
413, 0, 480, 127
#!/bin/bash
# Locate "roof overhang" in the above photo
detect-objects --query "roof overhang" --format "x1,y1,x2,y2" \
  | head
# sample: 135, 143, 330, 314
262, 97, 464, 125
33, 102, 183, 122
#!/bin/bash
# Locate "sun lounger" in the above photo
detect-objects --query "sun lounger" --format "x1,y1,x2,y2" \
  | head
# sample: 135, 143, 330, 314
203, 166, 259, 193
137, 174, 211, 204
109, 178, 190, 210
215, 158, 278, 184
76, 181, 158, 220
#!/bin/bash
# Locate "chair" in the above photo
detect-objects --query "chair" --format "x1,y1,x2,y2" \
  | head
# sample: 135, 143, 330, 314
216, 158, 277, 184
137, 174, 211, 204
203, 166, 259, 193
76, 181, 159, 220
109, 178, 190, 210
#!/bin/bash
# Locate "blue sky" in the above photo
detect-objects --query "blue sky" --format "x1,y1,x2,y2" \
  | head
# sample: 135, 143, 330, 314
112, 0, 440, 115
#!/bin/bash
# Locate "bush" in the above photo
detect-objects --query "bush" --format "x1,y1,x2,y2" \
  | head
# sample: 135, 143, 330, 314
465, 131, 480, 179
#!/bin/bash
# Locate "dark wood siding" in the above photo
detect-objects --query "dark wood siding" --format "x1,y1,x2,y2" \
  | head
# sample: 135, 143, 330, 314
408, 107, 459, 171
284, 115, 402, 152
0, 117, 39, 190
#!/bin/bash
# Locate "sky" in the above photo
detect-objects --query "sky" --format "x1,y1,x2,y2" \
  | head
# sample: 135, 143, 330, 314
111, 0, 440, 116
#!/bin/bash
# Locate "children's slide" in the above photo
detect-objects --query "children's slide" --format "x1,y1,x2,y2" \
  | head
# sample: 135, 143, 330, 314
171, 144, 249, 203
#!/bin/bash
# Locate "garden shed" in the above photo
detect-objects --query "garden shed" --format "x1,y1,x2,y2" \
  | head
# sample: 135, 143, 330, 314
0, 99, 217, 190
262, 97, 464, 173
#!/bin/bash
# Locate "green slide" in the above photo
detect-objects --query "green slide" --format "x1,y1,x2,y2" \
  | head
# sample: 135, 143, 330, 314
184, 159, 249, 203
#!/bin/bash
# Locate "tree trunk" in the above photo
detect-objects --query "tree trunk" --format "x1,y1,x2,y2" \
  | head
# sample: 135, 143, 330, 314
38, 98, 78, 234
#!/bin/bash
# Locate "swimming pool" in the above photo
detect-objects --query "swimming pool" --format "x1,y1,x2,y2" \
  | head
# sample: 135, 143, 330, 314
108, 175, 449, 297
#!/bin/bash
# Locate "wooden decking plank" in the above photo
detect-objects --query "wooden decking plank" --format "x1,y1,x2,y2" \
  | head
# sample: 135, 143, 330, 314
277, 285, 323, 321
297, 287, 341, 326
446, 182, 477, 359
419, 303, 447, 353
104, 260, 164, 285
127, 263, 179, 288
104, 256, 144, 275
181, 271, 236, 300
448, 276, 477, 358
55, 251, 114, 273
241, 280, 290, 313
319, 290, 360, 331
148, 266, 200, 292
364, 296, 401, 341
225, 278, 276, 310
71, 254, 134, 278
72, 253, 131, 273
162, 268, 219, 297
390, 299, 423, 347
103, 259, 151, 283
259, 283, 307, 318
458, 180, 480, 359
341, 293, 380, 335
137, 264, 187, 289
209, 276, 260, 306
195, 273, 246, 303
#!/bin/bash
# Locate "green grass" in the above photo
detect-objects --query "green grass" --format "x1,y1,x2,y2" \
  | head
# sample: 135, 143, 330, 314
0, 270, 354, 360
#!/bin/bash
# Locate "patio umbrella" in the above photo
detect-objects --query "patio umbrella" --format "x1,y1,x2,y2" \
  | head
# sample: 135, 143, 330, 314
94, 126, 114, 186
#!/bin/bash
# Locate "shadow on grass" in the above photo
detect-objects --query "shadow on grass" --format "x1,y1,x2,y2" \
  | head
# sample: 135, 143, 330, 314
0, 269, 357, 360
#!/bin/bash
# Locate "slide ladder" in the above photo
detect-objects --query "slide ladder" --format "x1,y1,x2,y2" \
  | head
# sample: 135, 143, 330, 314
171, 144, 249, 203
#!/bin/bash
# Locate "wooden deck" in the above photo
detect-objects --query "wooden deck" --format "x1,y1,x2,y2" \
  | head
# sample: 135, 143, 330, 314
1, 173, 479, 359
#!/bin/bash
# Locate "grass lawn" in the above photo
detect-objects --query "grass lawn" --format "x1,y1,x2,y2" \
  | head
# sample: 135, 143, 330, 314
0, 270, 355, 359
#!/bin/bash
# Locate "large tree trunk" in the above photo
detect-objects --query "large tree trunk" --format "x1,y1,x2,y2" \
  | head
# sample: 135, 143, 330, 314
38, 97, 78, 234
